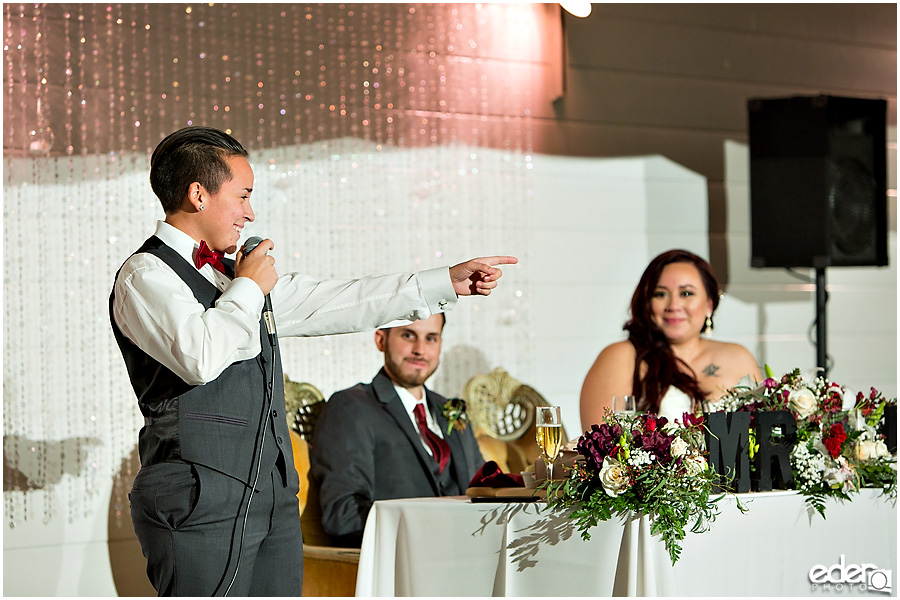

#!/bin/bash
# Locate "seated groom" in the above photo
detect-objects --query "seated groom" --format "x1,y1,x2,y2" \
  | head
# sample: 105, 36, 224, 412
310, 313, 484, 546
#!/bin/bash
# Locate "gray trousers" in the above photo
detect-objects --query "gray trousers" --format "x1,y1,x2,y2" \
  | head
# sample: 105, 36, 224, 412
129, 460, 303, 596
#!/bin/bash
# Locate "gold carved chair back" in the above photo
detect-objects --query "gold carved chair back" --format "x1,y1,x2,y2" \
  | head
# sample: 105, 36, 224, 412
463, 368, 565, 474
283, 376, 360, 596
284, 377, 326, 441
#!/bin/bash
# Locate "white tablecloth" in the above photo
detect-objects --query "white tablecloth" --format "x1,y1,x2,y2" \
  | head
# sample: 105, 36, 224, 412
355, 489, 896, 596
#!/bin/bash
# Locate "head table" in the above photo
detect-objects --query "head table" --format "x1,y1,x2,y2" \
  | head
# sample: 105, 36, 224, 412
355, 489, 896, 596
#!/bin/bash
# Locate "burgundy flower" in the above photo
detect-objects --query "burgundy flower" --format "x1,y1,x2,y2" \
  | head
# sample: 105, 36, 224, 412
633, 429, 674, 465
857, 388, 880, 417
682, 412, 703, 427
822, 423, 848, 459
821, 385, 843, 413
763, 377, 778, 389
577, 423, 623, 471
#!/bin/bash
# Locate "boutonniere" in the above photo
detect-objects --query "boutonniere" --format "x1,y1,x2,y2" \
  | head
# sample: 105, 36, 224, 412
441, 398, 469, 435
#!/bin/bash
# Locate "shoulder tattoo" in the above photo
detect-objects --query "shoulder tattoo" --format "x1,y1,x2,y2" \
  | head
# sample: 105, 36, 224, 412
702, 363, 721, 377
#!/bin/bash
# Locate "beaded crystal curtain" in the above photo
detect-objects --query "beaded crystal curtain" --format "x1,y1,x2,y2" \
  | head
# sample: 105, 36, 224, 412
3, 3, 539, 526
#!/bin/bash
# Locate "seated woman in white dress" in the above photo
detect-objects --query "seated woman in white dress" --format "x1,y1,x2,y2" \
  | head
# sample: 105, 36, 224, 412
580, 249, 762, 428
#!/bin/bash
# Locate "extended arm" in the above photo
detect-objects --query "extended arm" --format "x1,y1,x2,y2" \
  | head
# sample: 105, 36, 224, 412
270, 255, 518, 338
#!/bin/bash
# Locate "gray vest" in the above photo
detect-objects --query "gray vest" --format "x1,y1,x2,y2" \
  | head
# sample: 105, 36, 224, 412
110, 236, 296, 489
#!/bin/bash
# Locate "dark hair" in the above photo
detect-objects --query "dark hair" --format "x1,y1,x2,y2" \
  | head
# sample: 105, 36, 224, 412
149, 126, 248, 213
624, 249, 720, 414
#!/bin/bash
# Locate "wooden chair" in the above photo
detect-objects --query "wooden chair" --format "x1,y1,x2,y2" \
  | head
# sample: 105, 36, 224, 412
284, 376, 360, 597
462, 368, 567, 475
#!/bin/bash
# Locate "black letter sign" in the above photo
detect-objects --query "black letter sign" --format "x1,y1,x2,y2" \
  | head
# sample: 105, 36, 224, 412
704, 411, 751, 493
884, 404, 897, 454
753, 410, 797, 491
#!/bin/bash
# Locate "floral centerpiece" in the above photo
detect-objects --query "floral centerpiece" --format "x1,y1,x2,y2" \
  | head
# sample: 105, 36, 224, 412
544, 411, 729, 565
708, 367, 897, 517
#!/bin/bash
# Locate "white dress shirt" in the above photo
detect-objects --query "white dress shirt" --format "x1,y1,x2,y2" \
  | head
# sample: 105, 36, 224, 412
113, 221, 457, 386
394, 384, 445, 457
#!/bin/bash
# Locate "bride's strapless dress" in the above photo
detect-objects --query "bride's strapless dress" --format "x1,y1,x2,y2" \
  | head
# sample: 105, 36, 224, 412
657, 386, 693, 423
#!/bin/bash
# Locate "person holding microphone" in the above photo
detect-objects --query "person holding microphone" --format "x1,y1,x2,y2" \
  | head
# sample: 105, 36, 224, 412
110, 126, 516, 596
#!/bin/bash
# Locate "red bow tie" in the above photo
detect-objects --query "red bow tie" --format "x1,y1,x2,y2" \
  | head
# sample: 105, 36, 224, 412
195, 240, 226, 274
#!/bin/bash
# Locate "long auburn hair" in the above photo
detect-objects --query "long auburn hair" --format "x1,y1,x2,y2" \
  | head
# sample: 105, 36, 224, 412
624, 249, 720, 414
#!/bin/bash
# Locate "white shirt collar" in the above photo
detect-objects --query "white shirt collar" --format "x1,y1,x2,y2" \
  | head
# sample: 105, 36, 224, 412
154, 220, 201, 267
153, 220, 232, 287
395, 384, 426, 414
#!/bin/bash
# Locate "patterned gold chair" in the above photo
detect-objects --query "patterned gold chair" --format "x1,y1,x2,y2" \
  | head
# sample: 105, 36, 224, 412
462, 368, 567, 475
284, 377, 325, 515
284, 376, 360, 597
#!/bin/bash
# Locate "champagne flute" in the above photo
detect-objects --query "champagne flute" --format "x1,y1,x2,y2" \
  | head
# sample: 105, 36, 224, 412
535, 406, 563, 482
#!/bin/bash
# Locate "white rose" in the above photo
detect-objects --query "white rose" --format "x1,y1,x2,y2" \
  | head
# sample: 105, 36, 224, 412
682, 454, 708, 477
857, 440, 890, 461
670, 437, 688, 458
788, 388, 818, 419
854, 440, 877, 461
599, 457, 631, 497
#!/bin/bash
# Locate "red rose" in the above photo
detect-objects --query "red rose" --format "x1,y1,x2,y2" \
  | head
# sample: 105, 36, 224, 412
822, 423, 847, 459
823, 436, 841, 458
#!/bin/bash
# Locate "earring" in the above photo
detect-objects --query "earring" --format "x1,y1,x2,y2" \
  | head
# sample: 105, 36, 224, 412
198, 204, 204, 211
704, 314, 714, 333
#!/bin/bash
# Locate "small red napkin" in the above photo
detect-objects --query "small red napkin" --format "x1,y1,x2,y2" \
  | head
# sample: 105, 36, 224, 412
468, 460, 525, 488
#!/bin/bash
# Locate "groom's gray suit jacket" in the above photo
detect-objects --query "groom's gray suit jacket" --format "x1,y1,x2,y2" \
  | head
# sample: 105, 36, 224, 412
310, 367, 484, 546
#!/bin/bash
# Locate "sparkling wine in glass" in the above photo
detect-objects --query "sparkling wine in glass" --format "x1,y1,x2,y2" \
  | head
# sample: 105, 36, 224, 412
535, 406, 563, 481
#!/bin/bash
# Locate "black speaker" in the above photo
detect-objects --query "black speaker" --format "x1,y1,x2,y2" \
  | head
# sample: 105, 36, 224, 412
748, 95, 888, 268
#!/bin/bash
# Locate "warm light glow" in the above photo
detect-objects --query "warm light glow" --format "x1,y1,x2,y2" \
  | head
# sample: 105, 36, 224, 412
560, 1, 591, 18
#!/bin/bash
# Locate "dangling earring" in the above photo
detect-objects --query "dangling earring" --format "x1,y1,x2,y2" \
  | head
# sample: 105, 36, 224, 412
704, 314, 714, 334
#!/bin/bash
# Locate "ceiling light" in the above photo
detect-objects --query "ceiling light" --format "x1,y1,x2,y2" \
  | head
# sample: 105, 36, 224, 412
560, 1, 591, 18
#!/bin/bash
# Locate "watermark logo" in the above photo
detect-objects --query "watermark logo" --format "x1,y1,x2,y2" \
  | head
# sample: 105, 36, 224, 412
809, 555, 892, 594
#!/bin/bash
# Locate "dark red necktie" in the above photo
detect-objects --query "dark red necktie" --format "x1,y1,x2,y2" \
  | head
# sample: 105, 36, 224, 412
195, 240, 226, 274
413, 403, 450, 474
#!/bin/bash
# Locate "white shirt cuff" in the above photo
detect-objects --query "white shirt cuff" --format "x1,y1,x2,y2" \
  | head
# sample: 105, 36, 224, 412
221, 276, 266, 316
417, 266, 457, 314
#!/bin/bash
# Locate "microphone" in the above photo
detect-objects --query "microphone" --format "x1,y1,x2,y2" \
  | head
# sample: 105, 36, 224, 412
241, 236, 278, 347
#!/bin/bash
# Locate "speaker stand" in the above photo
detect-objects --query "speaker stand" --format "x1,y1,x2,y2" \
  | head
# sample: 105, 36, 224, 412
815, 267, 828, 378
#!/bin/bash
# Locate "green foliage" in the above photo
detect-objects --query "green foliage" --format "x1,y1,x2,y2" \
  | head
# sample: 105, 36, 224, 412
544, 412, 725, 565
715, 367, 897, 518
